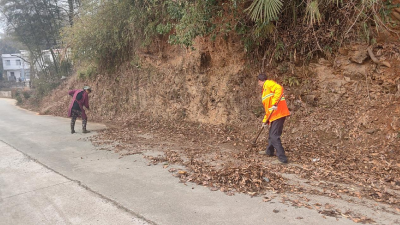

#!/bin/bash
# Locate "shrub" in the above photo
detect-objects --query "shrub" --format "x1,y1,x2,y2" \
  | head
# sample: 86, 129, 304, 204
62, 0, 399, 73
15, 95, 22, 104
62, 0, 135, 72
22, 91, 30, 99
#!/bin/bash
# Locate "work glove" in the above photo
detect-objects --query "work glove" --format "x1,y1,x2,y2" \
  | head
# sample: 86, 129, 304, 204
262, 123, 268, 128
271, 105, 278, 111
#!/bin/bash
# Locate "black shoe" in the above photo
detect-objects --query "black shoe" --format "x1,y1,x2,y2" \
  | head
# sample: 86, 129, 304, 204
82, 130, 91, 134
278, 157, 288, 164
259, 151, 275, 157
266, 150, 275, 157
71, 130, 75, 134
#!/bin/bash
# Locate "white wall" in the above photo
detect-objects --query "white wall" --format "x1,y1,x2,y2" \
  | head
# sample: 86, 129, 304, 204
0, 91, 12, 98
2, 55, 29, 70
2, 53, 30, 81
6, 70, 22, 80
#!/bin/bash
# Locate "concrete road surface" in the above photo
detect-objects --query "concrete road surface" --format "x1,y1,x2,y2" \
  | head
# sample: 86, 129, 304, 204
0, 140, 149, 225
0, 98, 364, 225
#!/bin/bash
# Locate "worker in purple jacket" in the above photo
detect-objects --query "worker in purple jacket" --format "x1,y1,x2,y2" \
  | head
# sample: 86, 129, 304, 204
68, 86, 91, 134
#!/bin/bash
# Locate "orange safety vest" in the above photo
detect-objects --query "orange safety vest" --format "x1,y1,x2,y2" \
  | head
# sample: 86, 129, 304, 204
261, 80, 290, 123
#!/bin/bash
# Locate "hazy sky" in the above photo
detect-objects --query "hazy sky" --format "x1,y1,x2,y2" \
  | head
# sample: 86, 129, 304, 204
0, 18, 5, 37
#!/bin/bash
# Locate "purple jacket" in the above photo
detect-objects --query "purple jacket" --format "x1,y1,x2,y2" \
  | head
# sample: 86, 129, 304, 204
68, 89, 89, 120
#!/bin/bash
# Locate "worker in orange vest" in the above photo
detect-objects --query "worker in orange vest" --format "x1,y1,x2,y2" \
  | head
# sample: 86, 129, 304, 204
258, 74, 290, 163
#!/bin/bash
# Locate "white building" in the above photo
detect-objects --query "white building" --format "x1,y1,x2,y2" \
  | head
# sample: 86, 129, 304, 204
2, 49, 70, 82
33, 49, 71, 72
2, 50, 30, 81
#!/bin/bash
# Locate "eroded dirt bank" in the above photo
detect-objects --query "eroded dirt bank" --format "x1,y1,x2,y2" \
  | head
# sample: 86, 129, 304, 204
22, 40, 400, 224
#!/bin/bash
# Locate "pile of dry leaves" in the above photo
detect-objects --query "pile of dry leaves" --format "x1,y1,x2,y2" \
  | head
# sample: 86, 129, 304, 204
85, 65, 400, 223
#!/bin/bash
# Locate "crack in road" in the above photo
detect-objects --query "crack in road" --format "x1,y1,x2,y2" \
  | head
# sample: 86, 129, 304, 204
0, 180, 73, 200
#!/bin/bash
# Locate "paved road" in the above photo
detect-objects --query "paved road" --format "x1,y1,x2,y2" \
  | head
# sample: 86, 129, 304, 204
0, 140, 148, 225
0, 98, 357, 225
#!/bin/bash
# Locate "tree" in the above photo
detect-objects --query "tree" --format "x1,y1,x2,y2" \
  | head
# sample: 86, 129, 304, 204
67, 0, 81, 26
0, 35, 20, 54
0, 0, 78, 97
68, 0, 74, 26
0, 0, 71, 73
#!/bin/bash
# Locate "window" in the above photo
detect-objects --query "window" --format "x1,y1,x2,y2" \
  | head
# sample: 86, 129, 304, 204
5, 60, 10, 66
25, 72, 30, 80
44, 55, 51, 62
16, 60, 21, 65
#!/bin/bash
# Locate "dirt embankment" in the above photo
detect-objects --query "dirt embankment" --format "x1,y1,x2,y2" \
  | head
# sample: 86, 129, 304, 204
30, 36, 254, 126
29, 40, 400, 160
22, 38, 400, 223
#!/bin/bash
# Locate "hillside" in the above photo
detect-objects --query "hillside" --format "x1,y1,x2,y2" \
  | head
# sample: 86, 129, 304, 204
19, 38, 400, 223
12, 1, 400, 223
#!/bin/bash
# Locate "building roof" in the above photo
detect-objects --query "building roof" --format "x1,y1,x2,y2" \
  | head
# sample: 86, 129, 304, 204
2, 54, 21, 58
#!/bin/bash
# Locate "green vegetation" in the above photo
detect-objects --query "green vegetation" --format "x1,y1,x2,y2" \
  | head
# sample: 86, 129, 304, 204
63, 0, 134, 72
62, 0, 399, 73
283, 76, 300, 87
2, 0, 399, 78
0, 0, 79, 98
245, 0, 283, 23
22, 91, 31, 99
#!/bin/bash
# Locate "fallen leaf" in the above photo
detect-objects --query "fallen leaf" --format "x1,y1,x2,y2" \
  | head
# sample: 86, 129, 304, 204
263, 197, 271, 202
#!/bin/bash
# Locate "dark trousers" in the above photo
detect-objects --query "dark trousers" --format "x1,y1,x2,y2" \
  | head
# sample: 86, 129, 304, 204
266, 117, 287, 160
71, 109, 87, 131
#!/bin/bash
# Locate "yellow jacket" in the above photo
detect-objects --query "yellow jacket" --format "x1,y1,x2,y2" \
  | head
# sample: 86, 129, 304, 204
262, 80, 290, 123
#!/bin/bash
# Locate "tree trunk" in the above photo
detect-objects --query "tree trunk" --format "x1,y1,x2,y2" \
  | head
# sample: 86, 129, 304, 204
68, 0, 74, 26
49, 48, 59, 73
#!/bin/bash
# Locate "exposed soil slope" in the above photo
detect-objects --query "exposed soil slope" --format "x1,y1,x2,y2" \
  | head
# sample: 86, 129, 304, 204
22, 40, 400, 224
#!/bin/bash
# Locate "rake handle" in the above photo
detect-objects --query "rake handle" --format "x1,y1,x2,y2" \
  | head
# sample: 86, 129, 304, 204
251, 93, 284, 145
251, 110, 274, 145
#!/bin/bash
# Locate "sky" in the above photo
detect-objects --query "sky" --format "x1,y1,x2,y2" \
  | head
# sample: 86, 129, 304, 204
0, 18, 5, 37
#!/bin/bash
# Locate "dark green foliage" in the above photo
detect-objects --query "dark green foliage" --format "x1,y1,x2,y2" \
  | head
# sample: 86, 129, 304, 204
33, 77, 61, 99
0, 0, 77, 101
0, 37, 20, 55
78, 65, 96, 80
60, 61, 73, 78
245, 0, 283, 23
63, 0, 135, 72
15, 95, 22, 104
168, 0, 219, 47
64, 0, 397, 74
22, 91, 30, 99
0, 0, 67, 71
